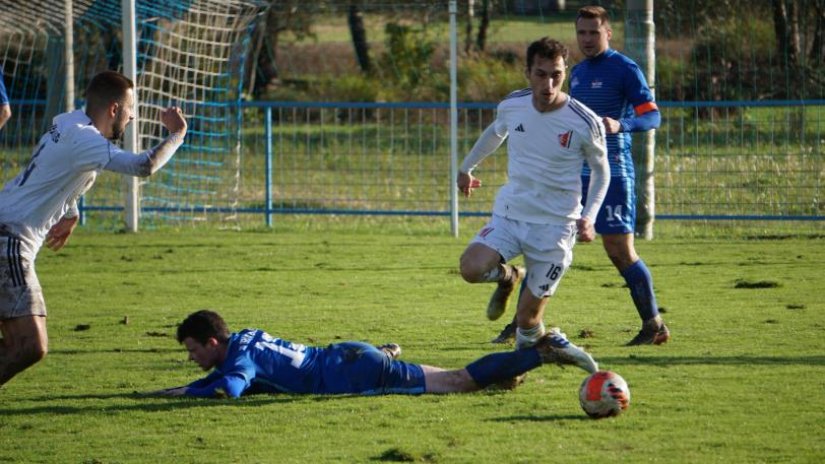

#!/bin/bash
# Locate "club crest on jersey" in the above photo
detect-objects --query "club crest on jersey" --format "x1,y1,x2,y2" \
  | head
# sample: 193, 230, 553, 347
558, 130, 573, 148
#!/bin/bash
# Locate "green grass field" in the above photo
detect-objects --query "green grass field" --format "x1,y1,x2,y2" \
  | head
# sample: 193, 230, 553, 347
1, 221, 824, 463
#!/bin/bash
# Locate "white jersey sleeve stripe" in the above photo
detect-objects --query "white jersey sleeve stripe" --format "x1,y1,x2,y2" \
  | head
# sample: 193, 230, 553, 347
568, 99, 603, 140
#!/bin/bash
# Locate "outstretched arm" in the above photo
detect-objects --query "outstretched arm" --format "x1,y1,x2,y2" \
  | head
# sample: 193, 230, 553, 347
141, 372, 248, 399
140, 370, 221, 397
140, 386, 190, 397
104, 107, 188, 177
144, 107, 187, 175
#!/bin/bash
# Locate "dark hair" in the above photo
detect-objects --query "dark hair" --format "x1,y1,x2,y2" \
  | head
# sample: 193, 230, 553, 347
576, 5, 611, 27
85, 70, 134, 113
176, 310, 231, 345
526, 37, 569, 71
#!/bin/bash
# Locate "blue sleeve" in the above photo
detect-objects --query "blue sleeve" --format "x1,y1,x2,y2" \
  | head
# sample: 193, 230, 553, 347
184, 374, 248, 398
618, 60, 660, 132
186, 370, 223, 389
619, 109, 661, 132
183, 348, 256, 398
0, 70, 8, 105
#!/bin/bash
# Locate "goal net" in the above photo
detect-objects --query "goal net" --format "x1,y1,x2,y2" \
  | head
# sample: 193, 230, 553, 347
0, 0, 267, 227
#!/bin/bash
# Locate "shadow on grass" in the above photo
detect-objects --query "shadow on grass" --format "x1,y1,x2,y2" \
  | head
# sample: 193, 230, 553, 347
599, 354, 825, 366
489, 414, 590, 422
48, 348, 181, 355
0, 393, 301, 417
1, 391, 592, 424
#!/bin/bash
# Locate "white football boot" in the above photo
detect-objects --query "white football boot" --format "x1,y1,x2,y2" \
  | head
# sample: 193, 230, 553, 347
536, 327, 599, 374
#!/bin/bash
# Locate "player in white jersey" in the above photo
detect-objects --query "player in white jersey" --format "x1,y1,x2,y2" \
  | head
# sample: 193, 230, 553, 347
457, 37, 609, 365
0, 70, 187, 387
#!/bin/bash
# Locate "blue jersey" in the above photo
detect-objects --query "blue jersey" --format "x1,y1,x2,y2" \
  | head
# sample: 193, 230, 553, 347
570, 49, 659, 178
0, 65, 8, 105
185, 329, 425, 398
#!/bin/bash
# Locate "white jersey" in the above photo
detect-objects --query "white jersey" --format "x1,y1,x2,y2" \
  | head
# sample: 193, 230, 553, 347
471, 90, 608, 223
0, 110, 157, 257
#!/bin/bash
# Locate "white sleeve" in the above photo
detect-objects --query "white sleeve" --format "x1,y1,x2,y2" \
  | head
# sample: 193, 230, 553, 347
459, 121, 507, 174
103, 133, 184, 177
580, 132, 610, 222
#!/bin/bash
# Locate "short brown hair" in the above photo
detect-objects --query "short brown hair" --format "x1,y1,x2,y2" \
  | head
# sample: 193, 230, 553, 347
526, 37, 569, 71
576, 5, 611, 27
176, 310, 231, 345
85, 70, 133, 113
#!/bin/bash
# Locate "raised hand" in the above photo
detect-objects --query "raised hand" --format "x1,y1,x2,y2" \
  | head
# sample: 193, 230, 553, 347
160, 106, 187, 136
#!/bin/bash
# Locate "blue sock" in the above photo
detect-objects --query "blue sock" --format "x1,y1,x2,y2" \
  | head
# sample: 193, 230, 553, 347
620, 259, 659, 321
465, 349, 542, 388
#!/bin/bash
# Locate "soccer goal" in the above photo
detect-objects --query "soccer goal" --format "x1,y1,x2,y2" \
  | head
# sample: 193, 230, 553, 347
0, 0, 267, 229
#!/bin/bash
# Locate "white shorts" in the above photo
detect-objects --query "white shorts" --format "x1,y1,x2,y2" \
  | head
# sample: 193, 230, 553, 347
471, 214, 577, 298
0, 236, 46, 319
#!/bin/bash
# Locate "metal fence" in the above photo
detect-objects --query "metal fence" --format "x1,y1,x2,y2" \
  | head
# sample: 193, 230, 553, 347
2, 98, 823, 229
226, 99, 824, 225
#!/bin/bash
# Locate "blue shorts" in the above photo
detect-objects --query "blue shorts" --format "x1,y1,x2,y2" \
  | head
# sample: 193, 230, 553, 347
320, 342, 426, 395
582, 176, 635, 235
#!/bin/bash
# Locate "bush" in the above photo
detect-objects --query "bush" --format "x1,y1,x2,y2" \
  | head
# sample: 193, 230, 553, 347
656, 54, 689, 102
691, 17, 776, 101
458, 53, 525, 102
376, 22, 437, 96
322, 74, 383, 102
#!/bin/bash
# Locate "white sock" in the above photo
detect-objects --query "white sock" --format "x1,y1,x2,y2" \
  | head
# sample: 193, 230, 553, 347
516, 322, 546, 349
481, 264, 504, 283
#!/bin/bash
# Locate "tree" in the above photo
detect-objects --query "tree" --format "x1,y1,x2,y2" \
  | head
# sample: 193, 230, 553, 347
476, 0, 490, 52
248, 0, 316, 97
812, 0, 825, 63
772, 0, 801, 67
465, 0, 475, 54
348, 3, 372, 73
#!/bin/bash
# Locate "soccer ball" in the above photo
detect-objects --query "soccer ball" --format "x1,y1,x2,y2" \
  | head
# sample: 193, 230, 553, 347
578, 371, 631, 418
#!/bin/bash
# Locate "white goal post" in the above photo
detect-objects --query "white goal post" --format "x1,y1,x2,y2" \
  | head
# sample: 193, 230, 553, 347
0, 0, 267, 230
